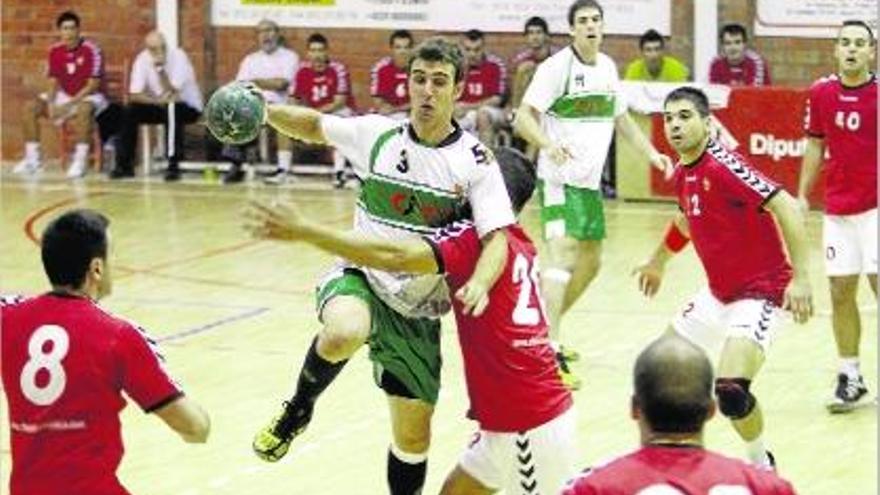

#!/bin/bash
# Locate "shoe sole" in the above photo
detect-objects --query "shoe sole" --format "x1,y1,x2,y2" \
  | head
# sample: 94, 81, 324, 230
826, 395, 873, 414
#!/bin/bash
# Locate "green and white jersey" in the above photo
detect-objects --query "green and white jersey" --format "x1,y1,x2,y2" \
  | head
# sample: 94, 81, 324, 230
523, 47, 627, 189
322, 114, 515, 318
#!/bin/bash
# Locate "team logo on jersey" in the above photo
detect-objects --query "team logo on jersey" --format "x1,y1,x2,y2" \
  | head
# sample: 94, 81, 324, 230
389, 192, 459, 226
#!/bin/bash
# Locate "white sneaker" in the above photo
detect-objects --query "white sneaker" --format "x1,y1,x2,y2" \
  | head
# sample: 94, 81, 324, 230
66, 159, 87, 179
13, 158, 41, 175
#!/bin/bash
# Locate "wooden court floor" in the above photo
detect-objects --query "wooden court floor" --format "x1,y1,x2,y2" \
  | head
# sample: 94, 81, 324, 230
0, 172, 876, 494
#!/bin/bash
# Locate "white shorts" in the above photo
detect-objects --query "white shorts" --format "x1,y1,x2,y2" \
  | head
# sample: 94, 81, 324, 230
672, 288, 784, 357
823, 208, 878, 276
458, 406, 580, 494
458, 106, 506, 132
41, 90, 109, 117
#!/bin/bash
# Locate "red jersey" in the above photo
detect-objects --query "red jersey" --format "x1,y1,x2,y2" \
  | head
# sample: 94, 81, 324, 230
460, 54, 507, 104
674, 140, 792, 305
804, 74, 878, 215
562, 446, 797, 494
428, 222, 572, 432
291, 60, 352, 110
511, 46, 555, 70
709, 50, 771, 87
47, 38, 104, 96
370, 56, 409, 108
1, 293, 183, 495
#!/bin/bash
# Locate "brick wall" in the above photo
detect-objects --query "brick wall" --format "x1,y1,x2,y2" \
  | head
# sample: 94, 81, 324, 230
1, 0, 839, 160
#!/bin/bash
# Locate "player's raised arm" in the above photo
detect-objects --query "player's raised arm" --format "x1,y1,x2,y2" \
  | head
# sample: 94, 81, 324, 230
265, 103, 328, 144
455, 228, 509, 316
764, 191, 813, 324
632, 212, 690, 298
244, 200, 438, 274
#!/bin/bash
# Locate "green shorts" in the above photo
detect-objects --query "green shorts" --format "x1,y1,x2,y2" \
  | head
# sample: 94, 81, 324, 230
316, 268, 442, 405
538, 180, 606, 241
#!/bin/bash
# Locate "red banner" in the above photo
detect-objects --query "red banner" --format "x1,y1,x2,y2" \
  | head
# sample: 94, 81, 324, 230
650, 86, 826, 207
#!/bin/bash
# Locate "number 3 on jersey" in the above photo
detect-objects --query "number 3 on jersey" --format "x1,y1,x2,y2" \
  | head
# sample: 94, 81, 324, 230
512, 254, 549, 326
20, 325, 70, 406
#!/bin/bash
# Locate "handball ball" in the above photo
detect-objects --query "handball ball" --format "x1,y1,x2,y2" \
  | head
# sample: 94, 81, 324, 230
205, 82, 266, 145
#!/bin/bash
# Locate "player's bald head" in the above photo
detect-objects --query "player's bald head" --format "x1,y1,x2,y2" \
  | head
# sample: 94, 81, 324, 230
145, 30, 166, 49
633, 333, 714, 433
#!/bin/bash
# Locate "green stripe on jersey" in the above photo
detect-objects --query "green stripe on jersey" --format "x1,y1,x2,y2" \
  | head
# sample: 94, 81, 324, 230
359, 175, 468, 229
548, 92, 616, 120
369, 127, 400, 172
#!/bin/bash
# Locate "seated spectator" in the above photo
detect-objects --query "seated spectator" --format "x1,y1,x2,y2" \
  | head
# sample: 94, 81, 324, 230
111, 30, 203, 181
709, 23, 772, 86
14, 10, 109, 179
278, 32, 354, 188
370, 29, 413, 121
223, 19, 299, 184
562, 334, 797, 494
509, 16, 555, 116
624, 29, 690, 82
456, 29, 507, 146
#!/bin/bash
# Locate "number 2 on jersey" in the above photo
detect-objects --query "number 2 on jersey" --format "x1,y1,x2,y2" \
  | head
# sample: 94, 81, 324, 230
512, 254, 548, 326
20, 325, 70, 406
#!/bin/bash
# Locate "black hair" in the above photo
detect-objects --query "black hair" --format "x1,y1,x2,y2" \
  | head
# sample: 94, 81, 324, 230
664, 86, 710, 118
307, 33, 328, 46
840, 20, 877, 45
495, 147, 537, 214
464, 29, 484, 42
639, 29, 665, 50
568, 0, 604, 27
720, 23, 748, 41
56, 10, 80, 28
390, 29, 413, 46
524, 16, 549, 34
634, 335, 714, 434
42, 209, 110, 289
408, 36, 465, 83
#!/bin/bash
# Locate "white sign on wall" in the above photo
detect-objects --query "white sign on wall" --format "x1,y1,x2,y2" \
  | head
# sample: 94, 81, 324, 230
211, 0, 670, 36
755, 0, 877, 38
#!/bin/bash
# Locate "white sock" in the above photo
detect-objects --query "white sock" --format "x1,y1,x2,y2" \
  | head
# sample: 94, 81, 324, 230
839, 358, 860, 379
25, 141, 40, 160
746, 436, 769, 465
73, 143, 89, 161
332, 149, 345, 173
277, 150, 292, 171
389, 443, 427, 464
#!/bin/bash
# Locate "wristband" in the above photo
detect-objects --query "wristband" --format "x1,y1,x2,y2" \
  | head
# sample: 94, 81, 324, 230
663, 222, 690, 253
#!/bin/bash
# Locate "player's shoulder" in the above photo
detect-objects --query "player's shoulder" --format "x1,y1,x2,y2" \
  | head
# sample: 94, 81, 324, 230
80, 37, 102, 53
744, 49, 767, 63
0, 293, 32, 309
372, 56, 394, 71
704, 450, 795, 492
484, 52, 506, 69
431, 219, 478, 242
329, 59, 349, 74
562, 451, 640, 491
809, 73, 839, 92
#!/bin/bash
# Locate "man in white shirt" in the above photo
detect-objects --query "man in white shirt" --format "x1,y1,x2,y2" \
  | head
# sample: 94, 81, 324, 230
111, 30, 203, 181
223, 19, 299, 184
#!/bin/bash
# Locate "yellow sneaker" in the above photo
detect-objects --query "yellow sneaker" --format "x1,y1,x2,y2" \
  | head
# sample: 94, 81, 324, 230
252, 403, 311, 462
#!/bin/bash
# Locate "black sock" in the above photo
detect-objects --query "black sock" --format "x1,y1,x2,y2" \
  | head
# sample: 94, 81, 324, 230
288, 337, 347, 411
387, 448, 427, 495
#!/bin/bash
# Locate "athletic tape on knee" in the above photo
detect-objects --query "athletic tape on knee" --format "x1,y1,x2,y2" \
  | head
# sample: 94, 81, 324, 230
715, 378, 755, 419
544, 268, 572, 284
390, 443, 428, 464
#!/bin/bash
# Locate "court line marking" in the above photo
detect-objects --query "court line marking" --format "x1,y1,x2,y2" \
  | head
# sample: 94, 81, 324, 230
158, 307, 270, 343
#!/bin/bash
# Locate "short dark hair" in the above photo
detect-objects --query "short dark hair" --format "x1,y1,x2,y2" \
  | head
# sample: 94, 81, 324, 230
464, 29, 484, 42
840, 20, 877, 45
634, 335, 714, 434
639, 29, 665, 49
664, 86, 710, 118
568, 0, 604, 27
307, 33, 328, 46
56, 10, 80, 28
42, 209, 110, 289
408, 36, 465, 83
495, 147, 537, 214
524, 16, 549, 34
720, 23, 748, 41
390, 29, 413, 46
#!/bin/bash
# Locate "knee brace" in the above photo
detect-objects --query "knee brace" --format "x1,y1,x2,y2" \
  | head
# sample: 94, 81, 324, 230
714, 378, 756, 419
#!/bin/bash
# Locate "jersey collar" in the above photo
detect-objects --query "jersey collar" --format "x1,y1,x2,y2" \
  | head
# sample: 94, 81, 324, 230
839, 72, 876, 90
407, 120, 463, 148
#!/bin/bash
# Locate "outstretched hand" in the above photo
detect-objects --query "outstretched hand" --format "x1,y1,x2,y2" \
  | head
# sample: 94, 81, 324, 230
783, 275, 813, 324
242, 200, 308, 242
631, 258, 665, 298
